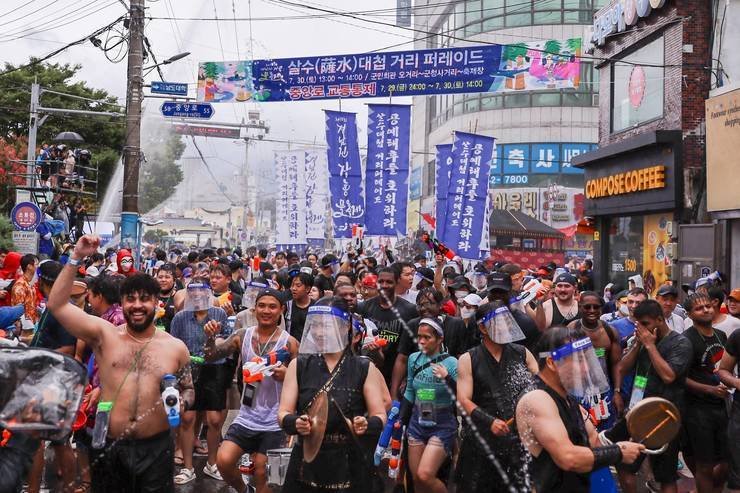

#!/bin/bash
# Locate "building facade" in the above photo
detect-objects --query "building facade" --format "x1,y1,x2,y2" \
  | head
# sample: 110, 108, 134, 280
574, 0, 714, 293
409, 0, 610, 258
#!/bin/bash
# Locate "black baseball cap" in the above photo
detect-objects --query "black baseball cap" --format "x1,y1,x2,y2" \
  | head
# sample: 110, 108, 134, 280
656, 284, 679, 297
486, 272, 512, 292
448, 275, 472, 290
416, 267, 435, 283
554, 273, 578, 286
255, 288, 285, 306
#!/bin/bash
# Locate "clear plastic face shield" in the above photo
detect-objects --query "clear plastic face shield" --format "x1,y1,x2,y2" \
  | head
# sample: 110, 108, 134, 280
184, 282, 213, 312
299, 305, 352, 354
327, 260, 340, 276
411, 272, 425, 291
467, 271, 488, 291
243, 281, 268, 310
544, 337, 610, 400
0, 348, 87, 441
478, 305, 526, 344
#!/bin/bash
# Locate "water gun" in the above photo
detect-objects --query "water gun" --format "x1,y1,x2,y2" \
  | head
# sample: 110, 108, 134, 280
431, 238, 455, 260
249, 346, 290, 366
216, 292, 233, 308
190, 355, 205, 365
242, 346, 290, 383
72, 384, 93, 431
374, 400, 400, 466
362, 334, 388, 351
387, 421, 404, 479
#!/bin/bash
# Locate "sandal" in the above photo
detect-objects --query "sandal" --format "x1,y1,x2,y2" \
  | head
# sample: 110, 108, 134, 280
74, 481, 92, 493
174, 468, 196, 485
194, 442, 208, 456
174, 453, 184, 466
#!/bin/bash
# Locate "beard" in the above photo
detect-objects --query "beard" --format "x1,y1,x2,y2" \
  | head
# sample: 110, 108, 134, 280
124, 307, 156, 333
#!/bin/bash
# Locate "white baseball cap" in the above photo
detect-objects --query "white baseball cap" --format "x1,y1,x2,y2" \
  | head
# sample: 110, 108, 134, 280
462, 293, 483, 306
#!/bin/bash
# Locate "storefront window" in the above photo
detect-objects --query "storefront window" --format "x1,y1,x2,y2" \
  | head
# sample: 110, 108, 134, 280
611, 36, 665, 132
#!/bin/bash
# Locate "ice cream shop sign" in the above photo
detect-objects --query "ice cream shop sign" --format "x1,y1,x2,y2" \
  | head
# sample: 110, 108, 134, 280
591, 0, 666, 46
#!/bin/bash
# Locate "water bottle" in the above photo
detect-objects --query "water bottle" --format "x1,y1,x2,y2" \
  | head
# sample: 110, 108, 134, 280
92, 401, 113, 449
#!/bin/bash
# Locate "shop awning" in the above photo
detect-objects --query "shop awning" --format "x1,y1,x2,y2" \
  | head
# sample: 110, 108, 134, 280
489, 209, 565, 239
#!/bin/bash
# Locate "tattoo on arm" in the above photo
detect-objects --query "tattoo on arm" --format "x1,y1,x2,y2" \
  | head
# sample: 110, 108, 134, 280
176, 364, 195, 410
204, 328, 244, 362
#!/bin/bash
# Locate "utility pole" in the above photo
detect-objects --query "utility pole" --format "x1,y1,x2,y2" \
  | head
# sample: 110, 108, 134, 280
120, 0, 145, 250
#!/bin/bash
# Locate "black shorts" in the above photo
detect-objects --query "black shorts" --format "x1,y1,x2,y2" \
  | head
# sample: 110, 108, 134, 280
728, 405, 740, 490
605, 417, 680, 484
90, 429, 174, 493
192, 364, 229, 411
224, 422, 284, 456
683, 404, 728, 463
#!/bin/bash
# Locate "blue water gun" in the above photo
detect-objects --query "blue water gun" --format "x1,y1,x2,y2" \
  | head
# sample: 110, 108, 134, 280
374, 400, 400, 466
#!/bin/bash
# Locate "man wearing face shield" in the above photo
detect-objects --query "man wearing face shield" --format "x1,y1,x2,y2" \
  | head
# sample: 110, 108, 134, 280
455, 299, 539, 492
467, 264, 490, 296
516, 326, 645, 492
315, 254, 340, 296
277, 297, 389, 493
169, 282, 231, 484
400, 266, 434, 305
487, 272, 541, 352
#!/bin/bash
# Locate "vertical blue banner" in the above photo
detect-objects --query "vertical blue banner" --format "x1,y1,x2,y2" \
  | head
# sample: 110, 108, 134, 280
365, 104, 411, 236
435, 144, 453, 242
325, 110, 365, 238
444, 132, 495, 260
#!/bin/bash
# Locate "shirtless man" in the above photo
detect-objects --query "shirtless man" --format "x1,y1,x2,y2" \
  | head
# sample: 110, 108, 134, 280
516, 326, 644, 492
47, 235, 194, 493
533, 273, 581, 331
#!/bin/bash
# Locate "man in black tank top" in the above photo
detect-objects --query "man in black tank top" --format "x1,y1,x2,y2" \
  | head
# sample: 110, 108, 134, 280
515, 326, 644, 492
456, 300, 539, 492
533, 273, 581, 331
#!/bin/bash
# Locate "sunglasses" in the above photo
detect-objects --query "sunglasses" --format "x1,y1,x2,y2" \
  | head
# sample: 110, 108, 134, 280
581, 304, 602, 310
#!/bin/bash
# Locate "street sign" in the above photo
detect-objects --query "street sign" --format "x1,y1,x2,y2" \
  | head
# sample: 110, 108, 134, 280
11, 201, 42, 231
172, 124, 240, 139
12, 231, 39, 255
151, 81, 189, 96
160, 102, 214, 119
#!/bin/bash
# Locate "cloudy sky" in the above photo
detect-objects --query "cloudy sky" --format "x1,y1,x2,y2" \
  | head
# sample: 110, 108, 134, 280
2, 0, 415, 204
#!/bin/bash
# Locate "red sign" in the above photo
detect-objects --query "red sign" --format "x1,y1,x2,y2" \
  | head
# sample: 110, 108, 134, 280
172, 124, 241, 139
628, 66, 646, 108
490, 248, 565, 270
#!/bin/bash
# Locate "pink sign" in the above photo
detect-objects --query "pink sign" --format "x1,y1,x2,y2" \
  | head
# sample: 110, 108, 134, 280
629, 66, 646, 108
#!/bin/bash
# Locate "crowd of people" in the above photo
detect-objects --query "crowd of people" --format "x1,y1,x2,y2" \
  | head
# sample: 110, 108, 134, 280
0, 236, 739, 493
34, 143, 91, 192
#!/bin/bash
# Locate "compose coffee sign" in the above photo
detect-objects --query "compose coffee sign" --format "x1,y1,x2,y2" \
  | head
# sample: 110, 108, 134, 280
591, 0, 667, 46
585, 165, 665, 199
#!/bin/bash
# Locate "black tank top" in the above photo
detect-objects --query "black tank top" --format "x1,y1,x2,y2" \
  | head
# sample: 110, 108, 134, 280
467, 343, 530, 446
530, 376, 590, 492
550, 299, 581, 327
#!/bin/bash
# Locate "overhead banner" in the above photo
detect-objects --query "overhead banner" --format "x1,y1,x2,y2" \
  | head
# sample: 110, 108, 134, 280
305, 150, 328, 240
197, 38, 581, 102
443, 132, 495, 259
325, 111, 365, 239
275, 150, 307, 245
435, 144, 453, 240
365, 104, 411, 236
172, 124, 241, 139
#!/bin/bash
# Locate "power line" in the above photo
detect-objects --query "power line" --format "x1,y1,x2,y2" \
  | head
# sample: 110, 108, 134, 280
0, 0, 120, 42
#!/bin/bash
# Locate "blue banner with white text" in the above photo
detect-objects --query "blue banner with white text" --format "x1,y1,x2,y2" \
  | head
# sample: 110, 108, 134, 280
365, 104, 411, 236
325, 110, 365, 239
435, 144, 453, 241
444, 132, 495, 259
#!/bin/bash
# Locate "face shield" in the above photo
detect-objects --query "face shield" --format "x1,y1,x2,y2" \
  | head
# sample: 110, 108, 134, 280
467, 271, 488, 291
327, 260, 340, 276
444, 261, 461, 275
0, 347, 87, 441
479, 305, 526, 344
545, 337, 610, 400
243, 281, 269, 310
184, 282, 213, 312
411, 272, 425, 291
299, 305, 352, 355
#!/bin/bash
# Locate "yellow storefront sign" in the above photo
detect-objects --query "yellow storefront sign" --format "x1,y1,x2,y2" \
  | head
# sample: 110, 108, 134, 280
585, 165, 666, 199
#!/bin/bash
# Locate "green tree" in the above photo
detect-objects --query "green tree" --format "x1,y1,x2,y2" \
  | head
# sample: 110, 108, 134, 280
544, 40, 563, 56
143, 228, 168, 244
138, 120, 185, 213
202, 62, 219, 79
0, 216, 13, 250
0, 61, 125, 201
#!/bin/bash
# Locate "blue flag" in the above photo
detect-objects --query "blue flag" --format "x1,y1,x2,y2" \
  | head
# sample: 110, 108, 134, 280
444, 132, 495, 259
435, 144, 453, 241
365, 104, 411, 236
325, 110, 365, 239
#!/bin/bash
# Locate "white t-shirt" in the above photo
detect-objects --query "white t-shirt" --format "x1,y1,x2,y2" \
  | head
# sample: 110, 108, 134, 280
684, 313, 740, 337
665, 313, 685, 334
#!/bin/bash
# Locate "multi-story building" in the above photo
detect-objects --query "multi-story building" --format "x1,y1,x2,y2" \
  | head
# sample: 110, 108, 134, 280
408, 0, 610, 260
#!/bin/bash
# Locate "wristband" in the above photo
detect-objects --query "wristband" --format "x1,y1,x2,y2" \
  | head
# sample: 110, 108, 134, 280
67, 257, 82, 267
282, 414, 301, 435
471, 407, 495, 431
366, 415, 383, 436
592, 444, 623, 470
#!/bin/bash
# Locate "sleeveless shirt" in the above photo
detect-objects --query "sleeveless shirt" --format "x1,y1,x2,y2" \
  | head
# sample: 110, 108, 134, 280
550, 299, 581, 327
232, 326, 289, 431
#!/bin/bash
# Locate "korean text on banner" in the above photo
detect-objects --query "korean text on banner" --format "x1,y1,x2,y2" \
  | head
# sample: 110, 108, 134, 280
305, 150, 328, 240
365, 104, 411, 236
200, 39, 580, 103
275, 151, 307, 245
435, 144, 453, 241
443, 132, 495, 260
325, 111, 365, 239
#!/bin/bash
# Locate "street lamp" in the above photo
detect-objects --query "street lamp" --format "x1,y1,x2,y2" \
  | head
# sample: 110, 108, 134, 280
143, 51, 191, 77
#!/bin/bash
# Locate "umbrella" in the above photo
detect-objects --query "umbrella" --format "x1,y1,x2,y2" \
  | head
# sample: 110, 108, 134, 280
53, 131, 84, 143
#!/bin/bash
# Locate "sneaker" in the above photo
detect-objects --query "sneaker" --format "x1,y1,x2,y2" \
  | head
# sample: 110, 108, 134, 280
203, 462, 223, 481
174, 468, 196, 485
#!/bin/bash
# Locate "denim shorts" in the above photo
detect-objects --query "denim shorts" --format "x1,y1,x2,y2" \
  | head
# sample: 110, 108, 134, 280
407, 408, 457, 455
